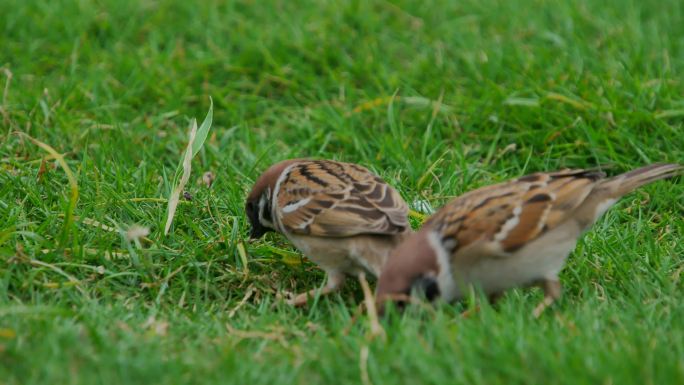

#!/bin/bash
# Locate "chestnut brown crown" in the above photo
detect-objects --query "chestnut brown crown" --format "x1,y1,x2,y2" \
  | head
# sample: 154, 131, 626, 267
245, 159, 301, 239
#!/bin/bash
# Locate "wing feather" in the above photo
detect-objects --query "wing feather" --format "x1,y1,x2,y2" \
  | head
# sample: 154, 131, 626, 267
275, 160, 409, 237
429, 169, 605, 256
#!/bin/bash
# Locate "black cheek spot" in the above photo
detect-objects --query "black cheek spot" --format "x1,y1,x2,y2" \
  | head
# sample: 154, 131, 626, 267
262, 202, 273, 222
411, 276, 441, 301
245, 202, 257, 223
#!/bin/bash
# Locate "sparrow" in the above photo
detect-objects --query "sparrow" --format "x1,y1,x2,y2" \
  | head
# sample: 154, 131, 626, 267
246, 159, 411, 306
376, 163, 682, 316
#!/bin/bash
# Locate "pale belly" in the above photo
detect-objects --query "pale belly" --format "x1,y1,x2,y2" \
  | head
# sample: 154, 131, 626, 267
446, 221, 581, 300
287, 233, 400, 277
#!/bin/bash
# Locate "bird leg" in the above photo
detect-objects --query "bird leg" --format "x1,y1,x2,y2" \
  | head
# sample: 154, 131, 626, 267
532, 279, 561, 318
288, 271, 346, 306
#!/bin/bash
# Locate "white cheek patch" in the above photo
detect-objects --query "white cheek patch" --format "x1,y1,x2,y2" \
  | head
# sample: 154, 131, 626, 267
282, 197, 311, 213
427, 231, 457, 301
494, 205, 522, 241
271, 164, 297, 231
258, 194, 275, 229
272, 164, 296, 204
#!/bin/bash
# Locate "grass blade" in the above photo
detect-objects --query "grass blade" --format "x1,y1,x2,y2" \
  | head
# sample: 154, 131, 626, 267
164, 99, 214, 235
164, 120, 197, 235
192, 97, 213, 157
16, 132, 79, 248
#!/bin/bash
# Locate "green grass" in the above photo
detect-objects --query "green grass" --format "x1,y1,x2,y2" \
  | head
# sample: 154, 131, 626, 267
1, 0, 684, 383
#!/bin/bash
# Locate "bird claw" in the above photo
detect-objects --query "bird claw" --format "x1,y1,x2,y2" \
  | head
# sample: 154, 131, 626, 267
274, 290, 297, 306
275, 290, 312, 307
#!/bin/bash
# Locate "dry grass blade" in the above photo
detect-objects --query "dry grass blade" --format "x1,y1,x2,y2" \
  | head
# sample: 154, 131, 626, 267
78, 217, 116, 232
164, 98, 213, 235
359, 345, 373, 385
40, 248, 129, 260
224, 324, 290, 348
348, 95, 452, 115
228, 286, 255, 318
237, 242, 250, 273
30, 259, 86, 296
358, 272, 385, 341
16, 132, 79, 248
655, 109, 684, 119
545, 92, 593, 110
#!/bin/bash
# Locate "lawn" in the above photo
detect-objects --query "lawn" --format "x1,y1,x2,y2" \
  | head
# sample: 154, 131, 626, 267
1, 0, 684, 383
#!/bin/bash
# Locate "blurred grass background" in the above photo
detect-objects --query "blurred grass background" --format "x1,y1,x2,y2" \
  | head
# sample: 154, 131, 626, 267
1, 0, 683, 384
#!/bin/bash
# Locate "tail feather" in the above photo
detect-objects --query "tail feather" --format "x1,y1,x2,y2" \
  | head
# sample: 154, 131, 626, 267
602, 163, 683, 197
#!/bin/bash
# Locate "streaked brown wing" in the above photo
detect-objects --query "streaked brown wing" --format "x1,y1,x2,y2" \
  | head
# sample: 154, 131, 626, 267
430, 169, 605, 254
275, 160, 409, 237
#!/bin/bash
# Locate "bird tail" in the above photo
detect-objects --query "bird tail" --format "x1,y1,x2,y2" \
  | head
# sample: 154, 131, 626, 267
601, 163, 683, 197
